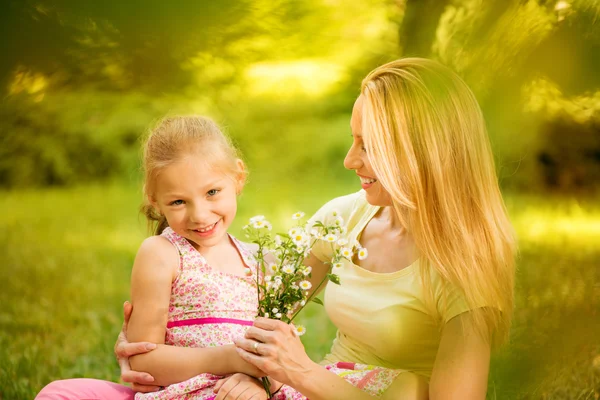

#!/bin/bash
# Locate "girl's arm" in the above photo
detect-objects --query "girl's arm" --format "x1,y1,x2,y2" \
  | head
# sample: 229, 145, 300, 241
127, 236, 260, 386
429, 312, 491, 399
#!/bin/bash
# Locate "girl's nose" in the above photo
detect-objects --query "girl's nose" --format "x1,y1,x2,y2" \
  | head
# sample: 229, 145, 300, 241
188, 205, 210, 224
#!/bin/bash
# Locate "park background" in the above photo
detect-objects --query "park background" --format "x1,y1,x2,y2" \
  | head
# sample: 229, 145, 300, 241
1, 0, 599, 398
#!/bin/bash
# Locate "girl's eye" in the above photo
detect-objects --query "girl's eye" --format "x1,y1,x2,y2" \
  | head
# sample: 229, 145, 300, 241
361, 145, 367, 152
207, 189, 220, 197
170, 199, 184, 206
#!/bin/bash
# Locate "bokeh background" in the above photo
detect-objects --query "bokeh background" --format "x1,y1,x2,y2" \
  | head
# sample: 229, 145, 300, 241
1, 0, 599, 399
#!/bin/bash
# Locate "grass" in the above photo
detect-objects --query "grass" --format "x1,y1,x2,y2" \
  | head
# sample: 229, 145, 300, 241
0, 182, 599, 399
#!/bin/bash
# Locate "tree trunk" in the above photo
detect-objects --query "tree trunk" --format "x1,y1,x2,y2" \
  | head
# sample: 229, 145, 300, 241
398, 0, 450, 57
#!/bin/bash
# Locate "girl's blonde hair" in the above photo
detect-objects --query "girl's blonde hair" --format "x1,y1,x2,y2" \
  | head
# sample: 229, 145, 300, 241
141, 116, 245, 235
361, 58, 516, 347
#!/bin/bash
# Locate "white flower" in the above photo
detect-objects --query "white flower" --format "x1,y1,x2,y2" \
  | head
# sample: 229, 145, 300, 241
252, 219, 270, 229
275, 312, 282, 319
324, 233, 338, 243
292, 231, 307, 245
300, 300, 306, 306
340, 247, 353, 259
357, 248, 369, 260
282, 265, 295, 274
272, 308, 279, 314
264, 275, 272, 282
295, 325, 307, 336
299, 280, 312, 290
333, 262, 343, 269
273, 235, 282, 246
289, 228, 300, 237
264, 222, 273, 231
292, 211, 305, 220
264, 312, 269, 318
302, 266, 312, 276
295, 246, 304, 254
336, 238, 348, 246
250, 215, 266, 223
269, 263, 279, 273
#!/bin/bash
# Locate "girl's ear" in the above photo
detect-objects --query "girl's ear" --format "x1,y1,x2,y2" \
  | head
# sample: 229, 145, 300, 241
148, 194, 161, 215
235, 159, 247, 194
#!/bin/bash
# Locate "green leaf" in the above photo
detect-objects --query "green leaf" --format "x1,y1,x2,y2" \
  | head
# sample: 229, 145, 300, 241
311, 297, 324, 306
327, 273, 341, 285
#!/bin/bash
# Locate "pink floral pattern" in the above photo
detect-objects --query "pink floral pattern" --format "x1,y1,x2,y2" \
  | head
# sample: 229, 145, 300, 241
273, 362, 403, 399
135, 227, 259, 400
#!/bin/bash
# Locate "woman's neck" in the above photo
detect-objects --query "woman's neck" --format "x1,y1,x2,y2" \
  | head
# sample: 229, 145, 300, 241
378, 205, 406, 235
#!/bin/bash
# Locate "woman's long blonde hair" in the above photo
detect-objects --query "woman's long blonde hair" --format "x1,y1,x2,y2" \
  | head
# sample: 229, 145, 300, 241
361, 58, 516, 347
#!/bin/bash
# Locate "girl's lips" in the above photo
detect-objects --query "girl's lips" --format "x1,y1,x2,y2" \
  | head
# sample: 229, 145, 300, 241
193, 219, 220, 237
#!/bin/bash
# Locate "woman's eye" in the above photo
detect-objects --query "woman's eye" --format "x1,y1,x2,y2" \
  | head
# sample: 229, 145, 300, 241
170, 200, 184, 206
207, 189, 220, 197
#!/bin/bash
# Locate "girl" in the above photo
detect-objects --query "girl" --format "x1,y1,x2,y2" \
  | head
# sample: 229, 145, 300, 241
37, 116, 279, 400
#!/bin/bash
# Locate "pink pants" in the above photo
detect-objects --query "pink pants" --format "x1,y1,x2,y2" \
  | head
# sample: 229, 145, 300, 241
36, 378, 135, 400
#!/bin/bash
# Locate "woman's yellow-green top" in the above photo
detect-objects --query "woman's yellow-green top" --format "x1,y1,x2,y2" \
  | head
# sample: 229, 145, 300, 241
310, 190, 473, 379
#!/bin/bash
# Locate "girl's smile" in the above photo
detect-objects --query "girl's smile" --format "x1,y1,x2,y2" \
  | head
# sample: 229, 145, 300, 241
150, 157, 240, 253
191, 219, 221, 237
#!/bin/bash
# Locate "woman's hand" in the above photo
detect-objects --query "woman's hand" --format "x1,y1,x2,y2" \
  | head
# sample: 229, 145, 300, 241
213, 373, 271, 400
114, 301, 160, 393
234, 318, 316, 387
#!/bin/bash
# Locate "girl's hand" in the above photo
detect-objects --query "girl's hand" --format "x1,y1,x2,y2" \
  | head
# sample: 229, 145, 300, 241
114, 301, 160, 393
234, 318, 316, 387
213, 373, 270, 400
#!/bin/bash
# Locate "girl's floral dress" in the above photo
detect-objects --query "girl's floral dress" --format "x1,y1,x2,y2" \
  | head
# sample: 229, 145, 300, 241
135, 227, 259, 400
273, 362, 403, 399
136, 227, 404, 399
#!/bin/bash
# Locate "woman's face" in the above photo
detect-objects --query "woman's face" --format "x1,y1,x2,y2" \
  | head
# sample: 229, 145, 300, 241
344, 95, 393, 206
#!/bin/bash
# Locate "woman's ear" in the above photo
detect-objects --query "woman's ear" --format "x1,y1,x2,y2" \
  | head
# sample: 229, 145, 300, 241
235, 159, 247, 194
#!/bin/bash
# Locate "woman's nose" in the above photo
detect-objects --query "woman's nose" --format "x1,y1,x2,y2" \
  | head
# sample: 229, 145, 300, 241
343, 145, 361, 171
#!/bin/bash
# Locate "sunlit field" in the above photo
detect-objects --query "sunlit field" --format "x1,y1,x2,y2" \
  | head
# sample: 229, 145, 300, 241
0, 181, 598, 400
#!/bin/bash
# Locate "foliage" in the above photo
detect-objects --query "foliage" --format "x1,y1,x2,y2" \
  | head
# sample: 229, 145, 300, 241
1, 183, 599, 399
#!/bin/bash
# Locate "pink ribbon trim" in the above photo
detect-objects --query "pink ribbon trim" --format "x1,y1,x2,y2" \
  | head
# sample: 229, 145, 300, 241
167, 317, 254, 328
336, 362, 357, 370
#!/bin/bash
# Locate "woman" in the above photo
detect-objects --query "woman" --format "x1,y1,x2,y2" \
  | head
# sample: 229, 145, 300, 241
40, 58, 515, 399
225, 58, 516, 399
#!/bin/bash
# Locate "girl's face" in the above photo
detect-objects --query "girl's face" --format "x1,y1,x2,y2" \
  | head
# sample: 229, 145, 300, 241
344, 95, 393, 207
150, 156, 242, 252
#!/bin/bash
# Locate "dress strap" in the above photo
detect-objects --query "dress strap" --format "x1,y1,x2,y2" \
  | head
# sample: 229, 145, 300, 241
229, 235, 259, 274
160, 227, 197, 256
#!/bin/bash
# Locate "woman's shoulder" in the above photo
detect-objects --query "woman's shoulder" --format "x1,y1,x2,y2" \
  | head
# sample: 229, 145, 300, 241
311, 190, 370, 221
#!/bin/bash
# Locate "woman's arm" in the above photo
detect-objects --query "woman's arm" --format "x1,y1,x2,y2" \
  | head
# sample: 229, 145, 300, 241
126, 237, 261, 386
304, 252, 330, 298
429, 312, 491, 399
235, 318, 428, 400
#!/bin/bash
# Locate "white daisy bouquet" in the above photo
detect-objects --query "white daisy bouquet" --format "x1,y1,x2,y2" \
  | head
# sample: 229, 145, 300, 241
243, 210, 368, 332
243, 210, 367, 397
